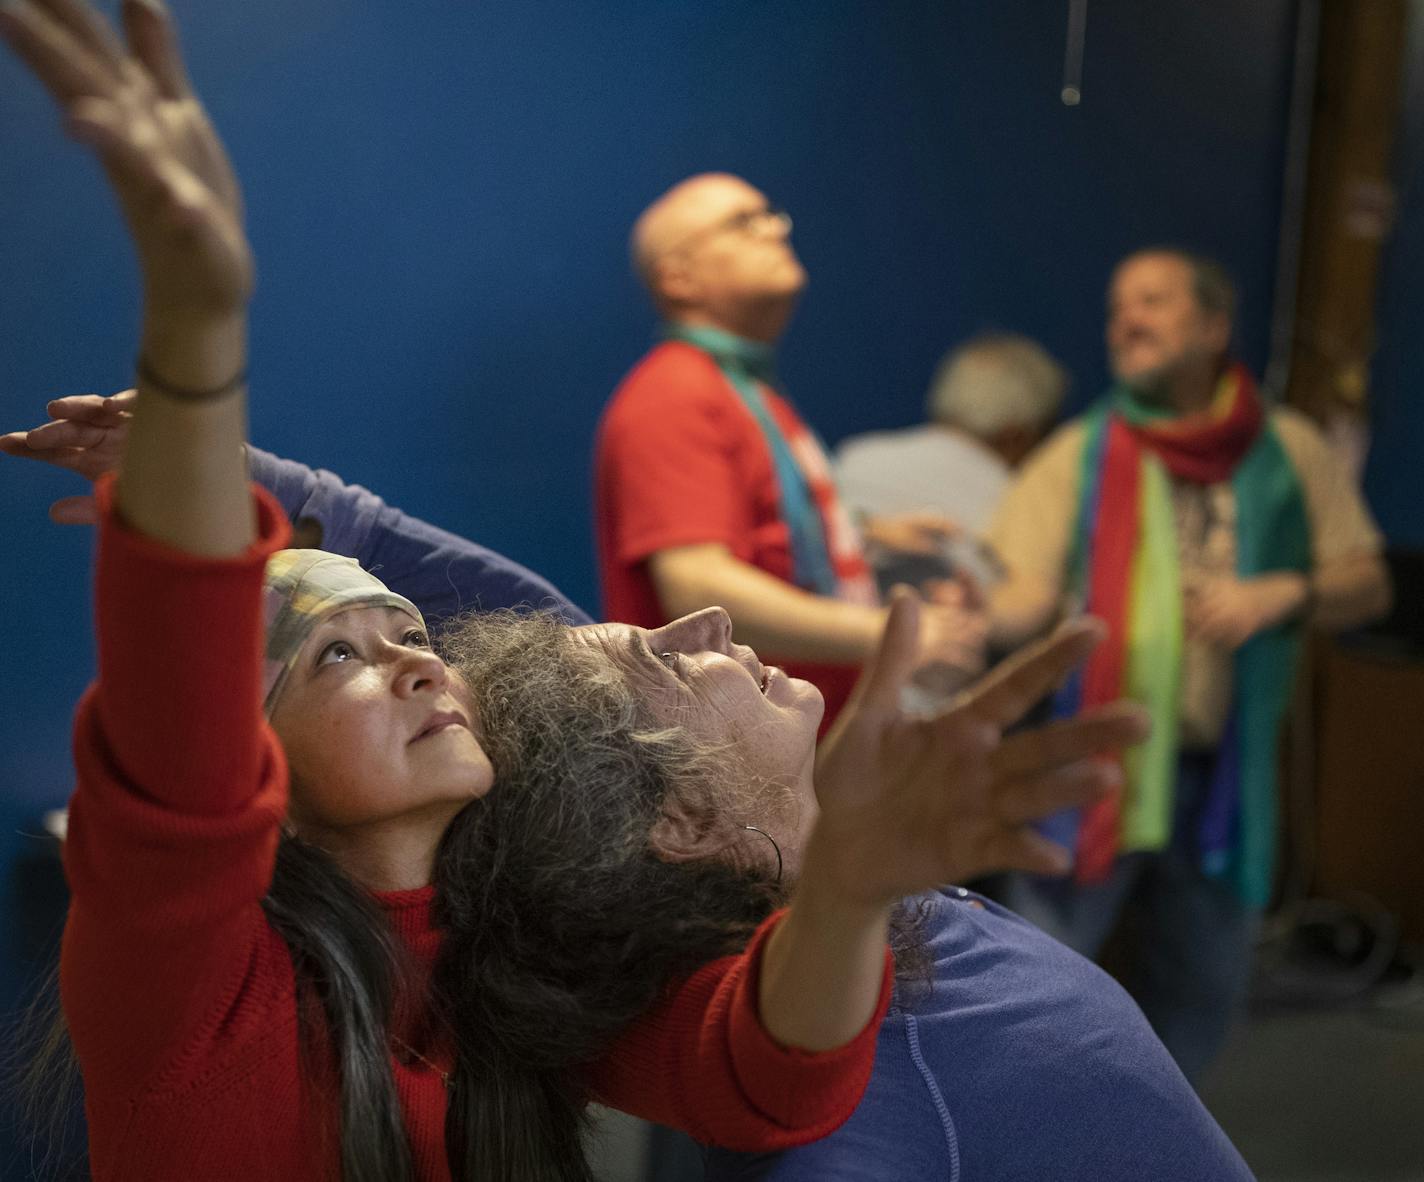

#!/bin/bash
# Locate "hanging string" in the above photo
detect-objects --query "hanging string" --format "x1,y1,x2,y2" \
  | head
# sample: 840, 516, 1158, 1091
1062, 0, 1088, 106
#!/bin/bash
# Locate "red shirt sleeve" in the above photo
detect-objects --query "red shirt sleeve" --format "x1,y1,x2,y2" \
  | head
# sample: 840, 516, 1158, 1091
62, 477, 294, 1095
585, 909, 893, 1150
599, 344, 760, 565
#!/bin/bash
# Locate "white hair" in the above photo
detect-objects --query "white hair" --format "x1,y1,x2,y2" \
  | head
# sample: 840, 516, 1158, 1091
926, 334, 1068, 438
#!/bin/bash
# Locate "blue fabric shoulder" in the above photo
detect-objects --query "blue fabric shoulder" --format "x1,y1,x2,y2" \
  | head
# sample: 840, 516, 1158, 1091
245, 446, 592, 627
704, 889, 1253, 1182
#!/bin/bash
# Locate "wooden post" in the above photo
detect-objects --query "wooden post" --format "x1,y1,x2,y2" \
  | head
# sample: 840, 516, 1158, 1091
1284, 0, 1406, 443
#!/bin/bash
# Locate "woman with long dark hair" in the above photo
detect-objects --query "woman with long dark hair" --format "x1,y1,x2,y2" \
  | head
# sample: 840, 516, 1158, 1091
3, 3, 1141, 1179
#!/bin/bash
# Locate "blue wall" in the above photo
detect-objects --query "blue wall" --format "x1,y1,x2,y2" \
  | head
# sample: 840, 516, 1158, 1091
0, 0, 1297, 1126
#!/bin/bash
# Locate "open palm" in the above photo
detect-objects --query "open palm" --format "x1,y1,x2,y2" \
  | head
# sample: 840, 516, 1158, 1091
813, 592, 1150, 905
1, 0, 252, 319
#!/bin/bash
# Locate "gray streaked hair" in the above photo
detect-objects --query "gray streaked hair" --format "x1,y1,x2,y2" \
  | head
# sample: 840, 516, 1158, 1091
434, 610, 927, 1179
926, 333, 1068, 438
433, 610, 789, 1180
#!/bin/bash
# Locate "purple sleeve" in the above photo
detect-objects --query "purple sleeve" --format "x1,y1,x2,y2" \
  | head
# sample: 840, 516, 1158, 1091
245, 446, 593, 626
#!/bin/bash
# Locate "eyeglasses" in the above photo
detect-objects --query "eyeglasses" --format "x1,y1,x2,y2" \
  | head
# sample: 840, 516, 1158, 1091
665, 205, 793, 256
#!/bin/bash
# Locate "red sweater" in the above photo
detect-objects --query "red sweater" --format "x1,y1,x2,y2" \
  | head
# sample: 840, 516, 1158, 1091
60, 479, 889, 1181
595, 342, 877, 727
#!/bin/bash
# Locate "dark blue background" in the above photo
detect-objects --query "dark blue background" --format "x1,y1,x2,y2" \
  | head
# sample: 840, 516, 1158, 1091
10, 1, 1398, 1157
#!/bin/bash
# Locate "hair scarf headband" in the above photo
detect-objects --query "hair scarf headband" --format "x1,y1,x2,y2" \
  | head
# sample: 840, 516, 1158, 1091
262, 549, 426, 715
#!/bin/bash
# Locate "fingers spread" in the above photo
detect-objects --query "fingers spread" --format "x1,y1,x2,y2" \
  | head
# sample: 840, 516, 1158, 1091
991, 702, 1151, 780
962, 616, 1107, 727
121, 0, 190, 100
0, 1, 117, 104
34, 0, 126, 69
993, 757, 1120, 827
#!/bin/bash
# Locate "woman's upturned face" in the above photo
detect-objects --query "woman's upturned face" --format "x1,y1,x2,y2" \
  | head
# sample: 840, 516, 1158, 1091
569, 607, 823, 875
270, 605, 494, 836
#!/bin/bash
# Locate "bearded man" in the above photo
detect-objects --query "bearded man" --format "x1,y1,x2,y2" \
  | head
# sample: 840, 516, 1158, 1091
986, 247, 1391, 1080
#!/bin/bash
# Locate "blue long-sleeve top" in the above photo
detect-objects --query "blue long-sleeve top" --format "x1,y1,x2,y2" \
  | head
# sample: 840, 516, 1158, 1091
246, 446, 592, 627
706, 889, 1255, 1181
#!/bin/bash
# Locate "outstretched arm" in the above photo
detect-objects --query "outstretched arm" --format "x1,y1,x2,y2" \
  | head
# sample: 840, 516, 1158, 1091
1, 0, 294, 1098
245, 445, 593, 625
0, 0, 254, 552
2, 392, 593, 624
762, 598, 1149, 1052
590, 602, 1150, 1145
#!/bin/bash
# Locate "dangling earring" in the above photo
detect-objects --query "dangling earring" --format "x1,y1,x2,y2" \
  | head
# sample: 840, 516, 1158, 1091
743, 825, 783, 884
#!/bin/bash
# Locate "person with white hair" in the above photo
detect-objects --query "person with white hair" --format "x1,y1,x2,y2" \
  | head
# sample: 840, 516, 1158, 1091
986, 248, 1391, 1082
836, 332, 1068, 541
833, 334, 1066, 606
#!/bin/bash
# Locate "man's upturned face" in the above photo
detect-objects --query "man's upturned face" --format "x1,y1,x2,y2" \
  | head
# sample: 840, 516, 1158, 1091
1106, 253, 1229, 392
664, 177, 806, 309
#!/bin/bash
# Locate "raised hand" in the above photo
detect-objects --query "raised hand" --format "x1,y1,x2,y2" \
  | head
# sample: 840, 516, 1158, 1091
0, 0, 252, 323
810, 590, 1150, 906
0, 390, 134, 523
2, 0, 256, 554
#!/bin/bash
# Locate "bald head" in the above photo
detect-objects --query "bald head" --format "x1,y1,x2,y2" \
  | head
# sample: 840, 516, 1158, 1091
632, 173, 759, 281
630, 173, 805, 341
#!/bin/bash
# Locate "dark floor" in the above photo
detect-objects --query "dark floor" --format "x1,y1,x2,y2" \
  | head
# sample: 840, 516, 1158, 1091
1200, 997, 1424, 1182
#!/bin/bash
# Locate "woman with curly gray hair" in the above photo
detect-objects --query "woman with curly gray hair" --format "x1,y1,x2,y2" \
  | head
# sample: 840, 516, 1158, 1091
440, 603, 1255, 1181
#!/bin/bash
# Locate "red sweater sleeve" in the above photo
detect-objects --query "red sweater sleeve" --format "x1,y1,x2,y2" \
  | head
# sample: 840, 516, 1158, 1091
586, 908, 893, 1150
61, 477, 293, 1096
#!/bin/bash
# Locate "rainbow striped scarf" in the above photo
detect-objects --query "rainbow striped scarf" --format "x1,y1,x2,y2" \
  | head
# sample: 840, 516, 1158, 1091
1047, 364, 1311, 906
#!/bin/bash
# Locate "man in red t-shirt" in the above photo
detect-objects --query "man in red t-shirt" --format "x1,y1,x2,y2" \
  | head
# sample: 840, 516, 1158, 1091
594, 173, 986, 724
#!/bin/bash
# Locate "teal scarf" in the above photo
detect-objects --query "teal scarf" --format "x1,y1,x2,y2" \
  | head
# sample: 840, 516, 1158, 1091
661, 323, 838, 595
